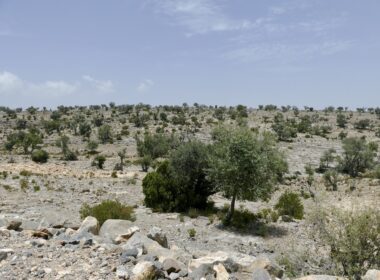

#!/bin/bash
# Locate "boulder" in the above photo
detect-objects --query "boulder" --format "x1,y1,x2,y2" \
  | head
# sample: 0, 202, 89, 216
147, 227, 168, 248
162, 258, 184, 274
98, 219, 134, 243
116, 266, 130, 279
188, 251, 254, 273
213, 263, 229, 280
188, 264, 215, 280
0, 250, 9, 261
7, 220, 22, 231
132, 261, 158, 280
115, 226, 140, 244
245, 257, 283, 278
77, 216, 99, 235
363, 270, 380, 280
252, 268, 271, 280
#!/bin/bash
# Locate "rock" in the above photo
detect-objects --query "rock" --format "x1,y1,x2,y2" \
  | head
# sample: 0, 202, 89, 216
0, 250, 8, 262
31, 229, 53, 239
120, 248, 139, 263
7, 220, 22, 231
0, 228, 10, 237
169, 272, 180, 280
77, 216, 99, 235
188, 251, 247, 273
162, 258, 184, 274
132, 261, 158, 280
115, 226, 140, 244
252, 268, 271, 280
122, 232, 172, 261
213, 263, 229, 280
147, 226, 168, 248
363, 270, 380, 280
296, 276, 347, 280
245, 257, 283, 278
189, 264, 215, 280
116, 266, 130, 279
98, 219, 134, 244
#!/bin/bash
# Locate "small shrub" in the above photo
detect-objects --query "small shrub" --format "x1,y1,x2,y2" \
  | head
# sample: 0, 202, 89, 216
33, 185, 40, 192
92, 155, 106, 169
323, 170, 339, 191
188, 228, 196, 239
31, 149, 49, 163
20, 179, 29, 191
111, 171, 118, 178
275, 191, 304, 220
79, 200, 135, 226
20, 170, 32, 177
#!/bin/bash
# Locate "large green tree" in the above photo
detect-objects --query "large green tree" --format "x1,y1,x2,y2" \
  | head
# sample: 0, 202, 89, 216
208, 126, 288, 224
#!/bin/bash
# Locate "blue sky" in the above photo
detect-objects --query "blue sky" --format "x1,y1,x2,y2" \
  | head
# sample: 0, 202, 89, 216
0, 0, 379, 108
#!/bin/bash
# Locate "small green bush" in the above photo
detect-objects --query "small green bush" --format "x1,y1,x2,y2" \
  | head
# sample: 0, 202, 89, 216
80, 200, 135, 226
92, 155, 106, 169
188, 228, 196, 238
275, 191, 304, 219
31, 149, 49, 163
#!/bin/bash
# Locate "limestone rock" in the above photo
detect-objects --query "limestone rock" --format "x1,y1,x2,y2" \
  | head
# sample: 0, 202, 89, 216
99, 219, 134, 244
147, 226, 168, 248
77, 216, 99, 235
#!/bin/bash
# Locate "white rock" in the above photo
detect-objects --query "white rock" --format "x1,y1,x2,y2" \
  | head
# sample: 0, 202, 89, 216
77, 216, 99, 235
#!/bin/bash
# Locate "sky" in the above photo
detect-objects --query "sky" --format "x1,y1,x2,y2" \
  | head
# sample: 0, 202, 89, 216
0, 0, 379, 109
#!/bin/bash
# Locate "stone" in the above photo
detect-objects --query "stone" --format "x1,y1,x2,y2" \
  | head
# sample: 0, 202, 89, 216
122, 232, 172, 261
162, 258, 184, 274
132, 261, 158, 280
189, 264, 215, 280
252, 268, 271, 280
115, 226, 140, 244
0, 251, 8, 262
169, 272, 180, 280
188, 251, 247, 273
98, 219, 134, 244
77, 216, 99, 235
7, 220, 22, 231
147, 226, 168, 248
116, 266, 130, 279
0, 228, 10, 237
213, 263, 229, 280
245, 257, 283, 278
363, 270, 380, 280
296, 276, 347, 280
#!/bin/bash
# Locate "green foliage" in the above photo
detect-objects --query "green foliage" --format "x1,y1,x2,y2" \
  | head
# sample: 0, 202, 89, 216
354, 119, 371, 130
318, 148, 336, 173
323, 169, 339, 191
87, 141, 99, 153
92, 155, 106, 169
208, 126, 287, 223
339, 137, 377, 177
98, 124, 113, 144
136, 132, 179, 159
31, 149, 49, 163
272, 113, 297, 142
80, 200, 135, 226
336, 113, 347, 128
142, 141, 214, 212
275, 191, 304, 219
5, 130, 42, 154
316, 208, 380, 279
188, 228, 196, 238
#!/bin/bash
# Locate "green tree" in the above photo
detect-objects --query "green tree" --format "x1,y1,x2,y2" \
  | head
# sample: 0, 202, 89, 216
207, 127, 288, 224
98, 124, 113, 144
336, 113, 347, 128
339, 138, 377, 177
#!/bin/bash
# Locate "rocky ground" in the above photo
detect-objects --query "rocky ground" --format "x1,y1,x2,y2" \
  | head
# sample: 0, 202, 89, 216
0, 107, 379, 279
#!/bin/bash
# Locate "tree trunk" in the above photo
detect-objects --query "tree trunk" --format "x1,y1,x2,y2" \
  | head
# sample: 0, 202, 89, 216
225, 192, 237, 225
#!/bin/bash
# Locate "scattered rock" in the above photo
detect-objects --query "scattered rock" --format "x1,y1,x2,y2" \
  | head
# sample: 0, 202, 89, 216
213, 263, 229, 280
7, 220, 22, 231
132, 261, 158, 280
246, 257, 283, 278
162, 258, 184, 274
189, 264, 215, 280
252, 268, 271, 280
77, 216, 99, 235
363, 270, 380, 280
99, 219, 134, 244
296, 276, 347, 280
115, 226, 140, 244
147, 226, 168, 248
0, 250, 8, 261
116, 266, 130, 279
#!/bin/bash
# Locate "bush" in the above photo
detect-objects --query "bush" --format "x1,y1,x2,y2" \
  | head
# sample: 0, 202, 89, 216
336, 113, 347, 128
31, 149, 49, 163
323, 170, 339, 191
98, 124, 113, 144
315, 208, 380, 279
136, 132, 179, 159
142, 141, 214, 212
80, 200, 135, 226
339, 137, 377, 177
275, 191, 304, 219
92, 155, 106, 169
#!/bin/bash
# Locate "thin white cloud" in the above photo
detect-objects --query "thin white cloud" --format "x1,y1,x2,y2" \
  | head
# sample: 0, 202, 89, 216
224, 41, 352, 63
150, 0, 256, 35
137, 79, 154, 92
0, 71, 115, 98
82, 75, 114, 93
